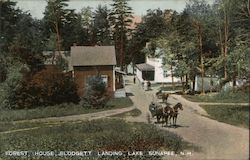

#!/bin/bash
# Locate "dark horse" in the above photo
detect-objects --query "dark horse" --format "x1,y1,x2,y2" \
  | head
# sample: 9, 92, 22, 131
156, 90, 169, 103
162, 104, 173, 126
169, 103, 183, 126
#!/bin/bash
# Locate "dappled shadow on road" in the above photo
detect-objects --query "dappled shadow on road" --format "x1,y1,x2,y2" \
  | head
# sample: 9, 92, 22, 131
162, 124, 190, 129
154, 121, 165, 124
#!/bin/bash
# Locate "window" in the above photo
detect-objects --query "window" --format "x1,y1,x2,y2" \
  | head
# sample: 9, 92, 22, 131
85, 75, 109, 88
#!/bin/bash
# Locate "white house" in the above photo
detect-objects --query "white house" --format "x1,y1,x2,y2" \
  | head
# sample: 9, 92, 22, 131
136, 56, 181, 83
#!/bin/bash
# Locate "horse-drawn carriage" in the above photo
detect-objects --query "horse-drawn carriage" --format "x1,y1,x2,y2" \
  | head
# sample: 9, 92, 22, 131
148, 101, 183, 127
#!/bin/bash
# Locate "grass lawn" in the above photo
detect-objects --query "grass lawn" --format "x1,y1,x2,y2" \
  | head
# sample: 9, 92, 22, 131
0, 97, 133, 122
150, 83, 183, 91
183, 91, 249, 103
200, 105, 250, 128
0, 119, 196, 160
0, 121, 48, 132
160, 85, 183, 91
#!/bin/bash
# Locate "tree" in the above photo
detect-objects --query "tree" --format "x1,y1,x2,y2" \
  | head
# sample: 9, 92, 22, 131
43, 0, 72, 54
153, 31, 194, 92
212, 0, 238, 80
226, 0, 250, 81
126, 9, 170, 71
0, 0, 20, 52
0, 1, 46, 108
110, 0, 133, 71
60, 10, 79, 50
9, 13, 45, 72
93, 5, 113, 45
0, 0, 21, 82
79, 6, 94, 45
185, 0, 215, 94
174, 11, 200, 92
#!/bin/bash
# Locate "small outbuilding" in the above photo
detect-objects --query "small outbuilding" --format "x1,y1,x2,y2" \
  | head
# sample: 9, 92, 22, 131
136, 63, 155, 82
70, 46, 117, 96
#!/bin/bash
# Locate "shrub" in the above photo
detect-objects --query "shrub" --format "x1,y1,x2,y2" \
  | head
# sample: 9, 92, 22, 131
0, 61, 26, 109
81, 75, 110, 108
14, 66, 79, 108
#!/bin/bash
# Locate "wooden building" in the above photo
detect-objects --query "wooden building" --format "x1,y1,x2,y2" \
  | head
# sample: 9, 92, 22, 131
136, 54, 181, 84
70, 46, 117, 96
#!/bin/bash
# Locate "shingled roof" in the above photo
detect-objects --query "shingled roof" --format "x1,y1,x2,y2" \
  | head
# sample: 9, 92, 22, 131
136, 63, 155, 71
71, 46, 116, 66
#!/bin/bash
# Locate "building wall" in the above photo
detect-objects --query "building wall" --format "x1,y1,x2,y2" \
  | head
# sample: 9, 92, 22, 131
193, 76, 220, 92
73, 65, 114, 96
146, 57, 181, 83
136, 68, 143, 82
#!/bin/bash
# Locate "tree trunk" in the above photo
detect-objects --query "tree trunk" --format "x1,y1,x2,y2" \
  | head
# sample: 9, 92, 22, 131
201, 55, 205, 95
198, 25, 205, 95
170, 62, 175, 90
185, 74, 188, 87
181, 76, 184, 93
120, 33, 124, 71
233, 77, 236, 86
192, 76, 195, 92
223, 2, 229, 80
54, 22, 61, 64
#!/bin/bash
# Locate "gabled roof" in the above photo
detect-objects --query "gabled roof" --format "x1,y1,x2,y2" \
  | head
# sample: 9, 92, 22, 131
136, 63, 155, 71
71, 46, 116, 66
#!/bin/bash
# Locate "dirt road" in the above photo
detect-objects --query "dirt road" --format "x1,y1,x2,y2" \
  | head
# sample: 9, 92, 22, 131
2, 76, 248, 159
124, 76, 249, 160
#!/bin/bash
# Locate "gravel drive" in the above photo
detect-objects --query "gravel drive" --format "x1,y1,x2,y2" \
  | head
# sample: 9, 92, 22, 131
124, 76, 249, 160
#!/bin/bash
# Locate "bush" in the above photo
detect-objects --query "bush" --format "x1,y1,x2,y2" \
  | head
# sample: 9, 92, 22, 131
0, 61, 27, 109
14, 66, 79, 108
81, 76, 110, 108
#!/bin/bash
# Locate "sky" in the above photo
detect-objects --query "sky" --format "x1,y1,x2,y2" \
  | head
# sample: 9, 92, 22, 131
14, 0, 215, 19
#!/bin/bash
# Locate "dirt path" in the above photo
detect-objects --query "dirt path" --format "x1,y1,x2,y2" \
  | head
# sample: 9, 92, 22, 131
15, 106, 135, 123
124, 76, 249, 160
